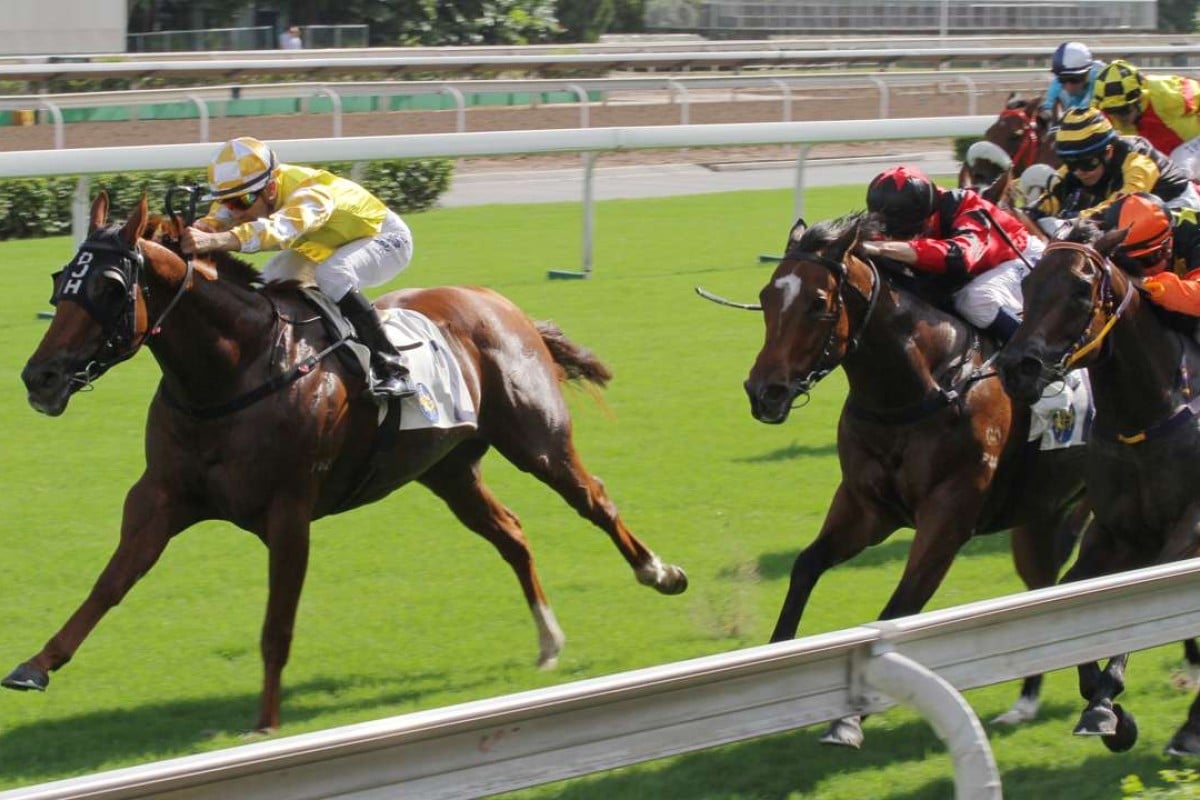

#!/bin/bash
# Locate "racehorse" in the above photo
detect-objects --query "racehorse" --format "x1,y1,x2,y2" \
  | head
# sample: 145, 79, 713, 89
738, 213, 1089, 747
6, 193, 688, 732
984, 93, 1061, 176
996, 223, 1200, 756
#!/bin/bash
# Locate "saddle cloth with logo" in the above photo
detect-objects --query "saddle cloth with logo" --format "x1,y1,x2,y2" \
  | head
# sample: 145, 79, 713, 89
1028, 368, 1091, 451
379, 308, 478, 432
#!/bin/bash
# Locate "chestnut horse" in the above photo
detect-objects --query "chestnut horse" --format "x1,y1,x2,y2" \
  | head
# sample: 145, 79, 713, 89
741, 213, 1089, 748
997, 224, 1200, 756
984, 94, 1061, 176
5, 193, 687, 732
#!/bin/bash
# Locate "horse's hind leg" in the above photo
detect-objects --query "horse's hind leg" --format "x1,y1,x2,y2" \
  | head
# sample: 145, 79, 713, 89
488, 423, 687, 597
2, 477, 184, 693
419, 444, 565, 668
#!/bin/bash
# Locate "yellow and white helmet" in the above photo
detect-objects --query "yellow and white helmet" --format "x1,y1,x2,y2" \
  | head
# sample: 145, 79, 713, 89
206, 136, 278, 200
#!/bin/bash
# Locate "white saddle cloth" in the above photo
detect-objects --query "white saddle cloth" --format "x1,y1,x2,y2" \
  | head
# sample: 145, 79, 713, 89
379, 308, 478, 432
1028, 368, 1091, 451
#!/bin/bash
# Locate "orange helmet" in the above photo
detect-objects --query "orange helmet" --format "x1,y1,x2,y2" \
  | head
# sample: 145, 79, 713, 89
1102, 192, 1173, 271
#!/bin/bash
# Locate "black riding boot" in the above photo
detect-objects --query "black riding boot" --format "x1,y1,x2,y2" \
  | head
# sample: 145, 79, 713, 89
337, 289, 416, 398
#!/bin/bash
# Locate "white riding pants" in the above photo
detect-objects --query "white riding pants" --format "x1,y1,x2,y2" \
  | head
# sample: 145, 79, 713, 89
260, 210, 414, 302
952, 236, 1045, 329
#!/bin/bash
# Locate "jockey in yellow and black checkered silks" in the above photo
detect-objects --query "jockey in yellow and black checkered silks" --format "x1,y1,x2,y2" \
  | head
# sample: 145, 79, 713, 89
1094, 60, 1200, 180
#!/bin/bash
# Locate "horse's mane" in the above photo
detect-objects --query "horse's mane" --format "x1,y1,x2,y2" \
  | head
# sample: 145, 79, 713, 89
1060, 218, 1103, 245
785, 211, 869, 259
143, 215, 262, 289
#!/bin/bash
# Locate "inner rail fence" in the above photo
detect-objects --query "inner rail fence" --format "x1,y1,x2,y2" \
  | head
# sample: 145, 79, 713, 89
2, 557, 1198, 800
0, 115, 991, 277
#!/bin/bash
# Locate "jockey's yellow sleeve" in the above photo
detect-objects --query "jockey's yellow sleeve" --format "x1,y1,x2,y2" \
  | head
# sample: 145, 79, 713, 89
197, 164, 389, 263
1113, 75, 1200, 155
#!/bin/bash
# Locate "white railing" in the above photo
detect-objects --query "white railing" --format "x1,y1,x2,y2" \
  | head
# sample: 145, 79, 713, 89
3, 558, 1198, 800
3, 42, 1199, 86
0, 69, 1044, 146
0, 116, 991, 274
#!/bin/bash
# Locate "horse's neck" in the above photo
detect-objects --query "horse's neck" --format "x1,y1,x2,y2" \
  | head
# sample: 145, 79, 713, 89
1092, 293, 1192, 430
143, 256, 280, 400
841, 273, 972, 408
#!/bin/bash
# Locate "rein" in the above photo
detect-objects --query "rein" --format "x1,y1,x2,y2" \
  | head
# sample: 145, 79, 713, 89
1043, 241, 1134, 372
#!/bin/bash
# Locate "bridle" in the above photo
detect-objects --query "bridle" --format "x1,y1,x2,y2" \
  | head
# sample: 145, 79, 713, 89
49, 226, 193, 390
992, 106, 1040, 173
1037, 241, 1134, 378
783, 250, 882, 401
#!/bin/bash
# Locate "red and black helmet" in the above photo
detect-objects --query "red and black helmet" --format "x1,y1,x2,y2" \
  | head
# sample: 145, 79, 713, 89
866, 166, 936, 238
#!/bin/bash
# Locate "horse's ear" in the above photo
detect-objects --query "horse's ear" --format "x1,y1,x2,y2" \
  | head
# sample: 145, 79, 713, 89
957, 163, 971, 190
785, 217, 808, 252
89, 191, 109, 234
982, 170, 1013, 205
118, 194, 149, 248
1096, 226, 1129, 259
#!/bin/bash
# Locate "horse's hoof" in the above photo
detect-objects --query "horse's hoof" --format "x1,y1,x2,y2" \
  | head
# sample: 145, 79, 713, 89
1, 662, 49, 692
1102, 704, 1138, 753
1074, 704, 1118, 737
1164, 725, 1200, 757
991, 696, 1039, 726
637, 560, 688, 595
663, 565, 688, 595
819, 716, 864, 749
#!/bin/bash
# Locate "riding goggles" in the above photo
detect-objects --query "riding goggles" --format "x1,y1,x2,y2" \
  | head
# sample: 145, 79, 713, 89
1063, 155, 1105, 172
220, 190, 260, 210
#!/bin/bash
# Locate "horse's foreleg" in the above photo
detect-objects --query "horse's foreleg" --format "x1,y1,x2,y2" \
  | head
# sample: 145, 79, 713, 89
3, 478, 184, 692
255, 500, 312, 733
770, 484, 895, 643
419, 453, 564, 669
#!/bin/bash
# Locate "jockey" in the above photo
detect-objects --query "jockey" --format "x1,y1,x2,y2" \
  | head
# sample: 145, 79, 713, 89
860, 165, 1042, 341
1027, 107, 1200, 226
1093, 59, 1200, 180
183, 136, 416, 399
1040, 41, 1106, 122
1104, 192, 1200, 314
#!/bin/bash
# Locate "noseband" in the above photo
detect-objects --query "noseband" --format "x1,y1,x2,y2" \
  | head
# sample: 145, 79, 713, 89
787, 251, 882, 399
1040, 241, 1134, 377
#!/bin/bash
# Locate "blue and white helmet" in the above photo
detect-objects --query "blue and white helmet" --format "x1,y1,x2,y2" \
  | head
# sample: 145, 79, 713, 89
1051, 42, 1094, 78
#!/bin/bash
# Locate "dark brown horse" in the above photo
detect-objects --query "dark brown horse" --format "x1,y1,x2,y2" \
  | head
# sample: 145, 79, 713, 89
996, 226, 1200, 756
6, 193, 687, 732
984, 94, 1061, 175
739, 213, 1089, 747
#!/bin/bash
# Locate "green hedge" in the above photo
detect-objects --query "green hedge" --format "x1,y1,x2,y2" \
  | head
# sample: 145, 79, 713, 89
0, 158, 454, 241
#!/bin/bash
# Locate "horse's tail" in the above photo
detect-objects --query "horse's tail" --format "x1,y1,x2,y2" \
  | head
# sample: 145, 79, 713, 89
536, 320, 613, 388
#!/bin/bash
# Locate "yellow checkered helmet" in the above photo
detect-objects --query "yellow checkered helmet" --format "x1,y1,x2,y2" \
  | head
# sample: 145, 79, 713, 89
1094, 60, 1146, 111
1055, 107, 1116, 157
206, 136, 278, 200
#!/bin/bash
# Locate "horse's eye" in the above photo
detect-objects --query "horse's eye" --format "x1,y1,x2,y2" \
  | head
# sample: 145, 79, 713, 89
807, 295, 829, 317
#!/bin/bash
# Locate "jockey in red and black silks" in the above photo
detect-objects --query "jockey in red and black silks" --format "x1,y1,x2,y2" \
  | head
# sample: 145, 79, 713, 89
862, 165, 1041, 342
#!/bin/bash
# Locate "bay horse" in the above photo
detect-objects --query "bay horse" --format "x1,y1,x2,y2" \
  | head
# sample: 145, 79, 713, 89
740, 213, 1089, 748
984, 93, 1061, 176
5, 193, 687, 732
996, 223, 1200, 756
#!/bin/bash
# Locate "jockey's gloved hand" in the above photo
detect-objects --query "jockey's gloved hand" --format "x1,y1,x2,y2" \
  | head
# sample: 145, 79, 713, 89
1143, 270, 1200, 315
1036, 108, 1055, 126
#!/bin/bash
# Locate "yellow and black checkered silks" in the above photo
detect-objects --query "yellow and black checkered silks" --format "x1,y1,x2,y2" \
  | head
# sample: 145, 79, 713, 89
1055, 107, 1116, 157
207, 137, 278, 199
1095, 60, 1147, 111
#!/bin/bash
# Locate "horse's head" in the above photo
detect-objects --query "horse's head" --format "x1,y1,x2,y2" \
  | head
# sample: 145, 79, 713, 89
22, 192, 151, 416
985, 94, 1053, 175
745, 213, 875, 424
996, 222, 1129, 405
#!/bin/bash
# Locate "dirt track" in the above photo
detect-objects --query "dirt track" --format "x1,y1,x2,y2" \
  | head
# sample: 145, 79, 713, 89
0, 83, 1032, 170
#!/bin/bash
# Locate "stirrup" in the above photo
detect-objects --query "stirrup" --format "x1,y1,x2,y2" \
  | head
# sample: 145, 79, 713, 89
368, 368, 416, 399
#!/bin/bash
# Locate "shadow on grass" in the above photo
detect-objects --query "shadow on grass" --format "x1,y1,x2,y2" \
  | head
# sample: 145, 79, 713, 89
734, 441, 839, 463
0, 670, 466, 789
755, 528, 1016, 582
